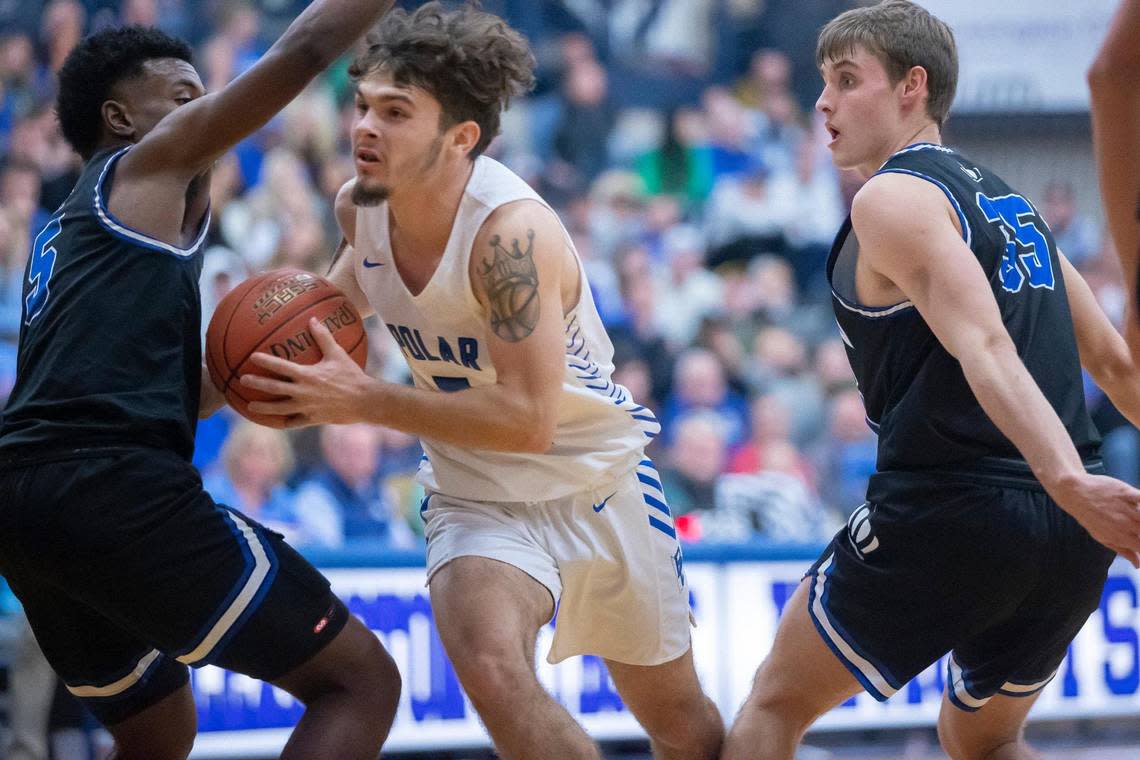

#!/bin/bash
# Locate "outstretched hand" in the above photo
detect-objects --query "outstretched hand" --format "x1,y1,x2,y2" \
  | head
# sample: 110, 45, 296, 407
240, 317, 373, 428
1055, 473, 1140, 568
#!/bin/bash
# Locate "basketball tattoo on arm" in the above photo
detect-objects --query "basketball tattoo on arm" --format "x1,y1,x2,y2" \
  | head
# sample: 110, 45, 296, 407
480, 229, 541, 342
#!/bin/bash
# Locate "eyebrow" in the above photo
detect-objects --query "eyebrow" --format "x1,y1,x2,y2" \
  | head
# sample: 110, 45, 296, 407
355, 87, 415, 105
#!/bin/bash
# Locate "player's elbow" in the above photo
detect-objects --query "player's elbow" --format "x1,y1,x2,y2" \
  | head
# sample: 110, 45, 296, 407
1088, 53, 1140, 90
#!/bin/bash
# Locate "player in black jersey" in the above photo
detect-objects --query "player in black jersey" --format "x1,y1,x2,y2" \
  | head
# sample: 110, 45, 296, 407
0, 4, 399, 759
724, 2, 1140, 759
1090, 0, 1140, 348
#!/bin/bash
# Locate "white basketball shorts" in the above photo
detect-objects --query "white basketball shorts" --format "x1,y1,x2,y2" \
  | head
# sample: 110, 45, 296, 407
422, 457, 691, 666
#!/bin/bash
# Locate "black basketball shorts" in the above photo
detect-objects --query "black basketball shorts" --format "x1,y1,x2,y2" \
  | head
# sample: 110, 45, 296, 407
806, 469, 1114, 711
0, 447, 349, 725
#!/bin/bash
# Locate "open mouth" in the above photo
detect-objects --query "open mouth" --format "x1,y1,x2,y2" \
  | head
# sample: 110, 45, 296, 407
826, 125, 839, 141
355, 148, 381, 164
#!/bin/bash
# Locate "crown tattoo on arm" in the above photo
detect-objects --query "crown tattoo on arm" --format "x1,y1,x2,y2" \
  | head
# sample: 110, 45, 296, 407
479, 229, 541, 342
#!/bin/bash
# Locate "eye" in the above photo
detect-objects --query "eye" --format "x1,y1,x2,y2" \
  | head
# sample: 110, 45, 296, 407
388, 108, 406, 119
174, 96, 192, 105
840, 75, 855, 88
354, 99, 367, 114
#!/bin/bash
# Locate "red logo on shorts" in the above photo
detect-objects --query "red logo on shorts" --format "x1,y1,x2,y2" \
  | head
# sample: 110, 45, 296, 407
313, 604, 335, 634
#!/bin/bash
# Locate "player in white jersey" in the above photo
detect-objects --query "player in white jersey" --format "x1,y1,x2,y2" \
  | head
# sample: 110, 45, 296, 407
238, 4, 724, 759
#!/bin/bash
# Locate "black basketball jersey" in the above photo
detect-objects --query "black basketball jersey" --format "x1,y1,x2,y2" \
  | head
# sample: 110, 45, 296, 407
0, 147, 208, 460
827, 142, 1099, 472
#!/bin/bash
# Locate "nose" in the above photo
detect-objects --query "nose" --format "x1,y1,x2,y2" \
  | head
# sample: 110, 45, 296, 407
815, 87, 832, 115
353, 107, 380, 140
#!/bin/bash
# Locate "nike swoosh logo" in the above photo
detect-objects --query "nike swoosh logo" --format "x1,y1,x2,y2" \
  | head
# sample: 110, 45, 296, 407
362, 258, 385, 268
593, 492, 617, 513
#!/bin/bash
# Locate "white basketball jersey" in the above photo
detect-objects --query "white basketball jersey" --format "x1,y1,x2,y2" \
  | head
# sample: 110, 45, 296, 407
353, 157, 659, 502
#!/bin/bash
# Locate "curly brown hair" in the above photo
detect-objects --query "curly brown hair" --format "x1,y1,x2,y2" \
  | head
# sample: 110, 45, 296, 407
349, 2, 536, 159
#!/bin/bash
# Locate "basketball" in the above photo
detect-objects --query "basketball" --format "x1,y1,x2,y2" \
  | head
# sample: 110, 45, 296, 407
205, 268, 367, 427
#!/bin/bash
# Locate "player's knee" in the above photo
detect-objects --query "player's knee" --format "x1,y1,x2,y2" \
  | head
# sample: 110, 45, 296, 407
114, 722, 196, 760
937, 715, 1019, 760
452, 650, 533, 708
741, 662, 822, 733
642, 695, 723, 756
337, 626, 402, 711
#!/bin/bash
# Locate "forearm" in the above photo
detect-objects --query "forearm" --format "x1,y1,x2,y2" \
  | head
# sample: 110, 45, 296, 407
199, 363, 225, 419
363, 381, 555, 453
960, 339, 1086, 493
1090, 0, 1140, 78
276, 0, 395, 71
1094, 356, 1140, 430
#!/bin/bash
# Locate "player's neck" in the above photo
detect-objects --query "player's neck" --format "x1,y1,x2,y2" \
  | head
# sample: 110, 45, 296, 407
859, 122, 942, 178
387, 159, 476, 254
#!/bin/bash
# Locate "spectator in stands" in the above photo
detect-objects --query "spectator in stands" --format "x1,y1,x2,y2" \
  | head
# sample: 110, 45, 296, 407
655, 224, 724, 348
293, 424, 417, 548
1, 157, 48, 235
769, 137, 845, 289
811, 388, 878, 517
727, 393, 814, 489
635, 106, 715, 207
39, 0, 84, 74
552, 55, 613, 184
812, 336, 857, 396
746, 325, 825, 444
203, 421, 307, 544
658, 411, 729, 516
1041, 179, 1101, 267
704, 155, 792, 266
661, 347, 749, 446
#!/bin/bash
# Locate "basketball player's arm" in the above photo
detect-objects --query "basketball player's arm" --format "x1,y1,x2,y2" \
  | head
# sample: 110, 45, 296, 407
1059, 253, 1140, 426
324, 180, 374, 319
855, 174, 1140, 564
240, 202, 568, 452
1089, 0, 1140, 347
199, 363, 226, 418
118, 0, 394, 183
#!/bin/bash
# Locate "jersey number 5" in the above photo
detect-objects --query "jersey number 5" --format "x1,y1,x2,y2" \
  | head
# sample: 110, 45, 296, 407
975, 193, 1054, 294
25, 215, 63, 325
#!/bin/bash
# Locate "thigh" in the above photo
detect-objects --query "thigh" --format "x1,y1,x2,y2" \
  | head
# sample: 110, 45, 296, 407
951, 496, 1114, 711
429, 555, 554, 664
546, 459, 691, 666
605, 647, 707, 721
9, 571, 189, 728
751, 577, 863, 720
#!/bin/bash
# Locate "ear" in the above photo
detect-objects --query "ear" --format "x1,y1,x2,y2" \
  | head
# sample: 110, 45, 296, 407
900, 65, 929, 114
450, 120, 482, 157
102, 99, 136, 142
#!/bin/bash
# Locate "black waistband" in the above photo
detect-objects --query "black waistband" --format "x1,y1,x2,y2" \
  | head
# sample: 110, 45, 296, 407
0, 444, 151, 468
869, 456, 1105, 493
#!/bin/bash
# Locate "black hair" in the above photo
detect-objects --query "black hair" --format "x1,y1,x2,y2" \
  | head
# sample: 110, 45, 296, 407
56, 26, 193, 160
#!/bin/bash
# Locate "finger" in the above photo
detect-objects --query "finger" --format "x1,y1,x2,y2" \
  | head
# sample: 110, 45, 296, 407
248, 399, 302, 416
248, 351, 301, 377
1121, 550, 1140, 569
239, 374, 294, 395
283, 413, 311, 429
309, 317, 347, 358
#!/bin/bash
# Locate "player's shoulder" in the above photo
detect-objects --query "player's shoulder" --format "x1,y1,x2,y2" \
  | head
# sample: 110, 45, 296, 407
853, 171, 947, 221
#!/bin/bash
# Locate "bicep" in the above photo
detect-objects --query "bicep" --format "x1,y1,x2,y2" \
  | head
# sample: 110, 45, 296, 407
326, 241, 374, 319
855, 178, 1010, 360
1059, 252, 1127, 372
474, 207, 567, 399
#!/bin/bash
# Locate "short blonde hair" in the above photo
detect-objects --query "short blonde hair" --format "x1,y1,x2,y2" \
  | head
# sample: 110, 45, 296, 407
817, 0, 958, 127
220, 421, 295, 481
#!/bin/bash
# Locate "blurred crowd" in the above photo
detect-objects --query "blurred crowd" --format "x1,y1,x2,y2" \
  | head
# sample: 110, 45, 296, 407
0, 0, 1135, 554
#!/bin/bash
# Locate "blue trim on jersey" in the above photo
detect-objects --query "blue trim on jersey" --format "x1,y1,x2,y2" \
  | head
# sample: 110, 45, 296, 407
642, 493, 671, 516
419, 494, 432, 517
875, 168, 972, 246
648, 515, 676, 539
67, 649, 166, 699
637, 473, 663, 492
176, 505, 254, 657
204, 523, 279, 663
173, 506, 278, 665
644, 430, 658, 439
947, 688, 984, 713
631, 413, 657, 423
806, 554, 901, 701
92, 147, 210, 259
